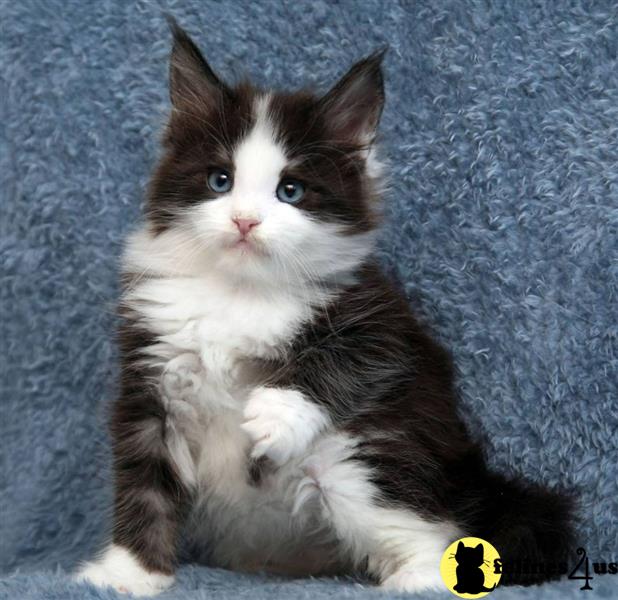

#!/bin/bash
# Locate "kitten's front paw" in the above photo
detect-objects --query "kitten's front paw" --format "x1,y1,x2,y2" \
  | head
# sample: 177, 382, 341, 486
74, 545, 174, 597
241, 387, 328, 466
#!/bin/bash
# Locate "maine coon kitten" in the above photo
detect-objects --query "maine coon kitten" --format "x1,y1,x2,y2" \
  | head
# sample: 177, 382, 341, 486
75, 20, 573, 596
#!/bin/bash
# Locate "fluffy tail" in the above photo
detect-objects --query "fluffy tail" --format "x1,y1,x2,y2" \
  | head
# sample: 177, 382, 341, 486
450, 456, 575, 586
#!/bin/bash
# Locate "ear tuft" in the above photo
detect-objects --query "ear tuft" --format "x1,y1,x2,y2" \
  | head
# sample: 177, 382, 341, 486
165, 15, 229, 112
319, 49, 386, 145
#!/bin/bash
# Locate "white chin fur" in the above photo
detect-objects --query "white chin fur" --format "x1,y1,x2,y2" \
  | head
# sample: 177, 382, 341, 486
74, 544, 174, 597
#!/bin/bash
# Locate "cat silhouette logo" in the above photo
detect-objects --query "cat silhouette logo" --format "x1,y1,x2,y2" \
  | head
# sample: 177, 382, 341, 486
440, 537, 502, 598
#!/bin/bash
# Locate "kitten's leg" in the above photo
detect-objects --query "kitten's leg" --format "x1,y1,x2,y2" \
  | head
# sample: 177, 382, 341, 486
75, 354, 195, 596
295, 434, 460, 593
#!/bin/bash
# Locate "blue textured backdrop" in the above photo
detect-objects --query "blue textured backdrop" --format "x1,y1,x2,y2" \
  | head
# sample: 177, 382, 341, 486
1, 1, 616, 598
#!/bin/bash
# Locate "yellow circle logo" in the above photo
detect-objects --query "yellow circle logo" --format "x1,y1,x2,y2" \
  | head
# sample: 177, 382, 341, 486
440, 537, 502, 598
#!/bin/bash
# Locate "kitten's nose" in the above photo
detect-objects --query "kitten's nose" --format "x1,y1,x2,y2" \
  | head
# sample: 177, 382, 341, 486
233, 217, 260, 236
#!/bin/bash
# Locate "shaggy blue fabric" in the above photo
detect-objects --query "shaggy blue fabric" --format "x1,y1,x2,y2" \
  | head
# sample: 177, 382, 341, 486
1, 1, 616, 598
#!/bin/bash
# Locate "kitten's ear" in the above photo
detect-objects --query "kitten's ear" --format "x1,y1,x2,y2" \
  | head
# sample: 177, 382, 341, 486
166, 16, 229, 112
475, 544, 483, 552
319, 49, 386, 145
457, 541, 464, 551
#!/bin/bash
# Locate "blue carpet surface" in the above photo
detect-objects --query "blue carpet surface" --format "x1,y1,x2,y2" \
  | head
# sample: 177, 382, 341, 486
1, 0, 616, 598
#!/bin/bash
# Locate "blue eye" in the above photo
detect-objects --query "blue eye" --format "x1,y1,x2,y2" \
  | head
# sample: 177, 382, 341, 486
208, 168, 233, 193
276, 180, 305, 204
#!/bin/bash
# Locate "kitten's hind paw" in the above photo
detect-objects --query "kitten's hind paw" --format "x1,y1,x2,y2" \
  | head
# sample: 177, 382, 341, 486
381, 566, 444, 593
74, 544, 174, 596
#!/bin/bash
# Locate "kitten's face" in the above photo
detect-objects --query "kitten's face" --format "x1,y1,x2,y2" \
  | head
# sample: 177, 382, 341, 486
146, 22, 385, 286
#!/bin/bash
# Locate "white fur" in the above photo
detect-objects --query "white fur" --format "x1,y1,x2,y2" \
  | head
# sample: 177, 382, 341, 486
74, 544, 174, 597
79, 95, 458, 594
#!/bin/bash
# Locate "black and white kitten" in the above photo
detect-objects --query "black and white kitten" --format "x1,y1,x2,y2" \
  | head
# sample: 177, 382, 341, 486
76, 20, 572, 596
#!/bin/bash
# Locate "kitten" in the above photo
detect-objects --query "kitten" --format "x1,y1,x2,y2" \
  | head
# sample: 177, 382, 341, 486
75, 19, 573, 596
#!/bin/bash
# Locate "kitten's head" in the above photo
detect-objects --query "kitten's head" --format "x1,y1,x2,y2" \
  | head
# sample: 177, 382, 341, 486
146, 20, 385, 287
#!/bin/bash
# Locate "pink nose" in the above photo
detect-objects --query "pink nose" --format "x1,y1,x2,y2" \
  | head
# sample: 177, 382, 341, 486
233, 217, 260, 236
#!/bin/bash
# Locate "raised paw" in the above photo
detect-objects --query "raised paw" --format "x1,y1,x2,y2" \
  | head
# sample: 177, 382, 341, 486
74, 545, 174, 597
241, 387, 329, 466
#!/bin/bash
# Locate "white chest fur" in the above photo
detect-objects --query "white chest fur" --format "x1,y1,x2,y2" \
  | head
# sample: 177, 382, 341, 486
127, 273, 310, 356
125, 273, 313, 402
122, 272, 341, 569
123, 269, 319, 469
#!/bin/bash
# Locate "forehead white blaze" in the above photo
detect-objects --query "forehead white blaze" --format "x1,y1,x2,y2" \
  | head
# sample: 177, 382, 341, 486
230, 95, 287, 218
